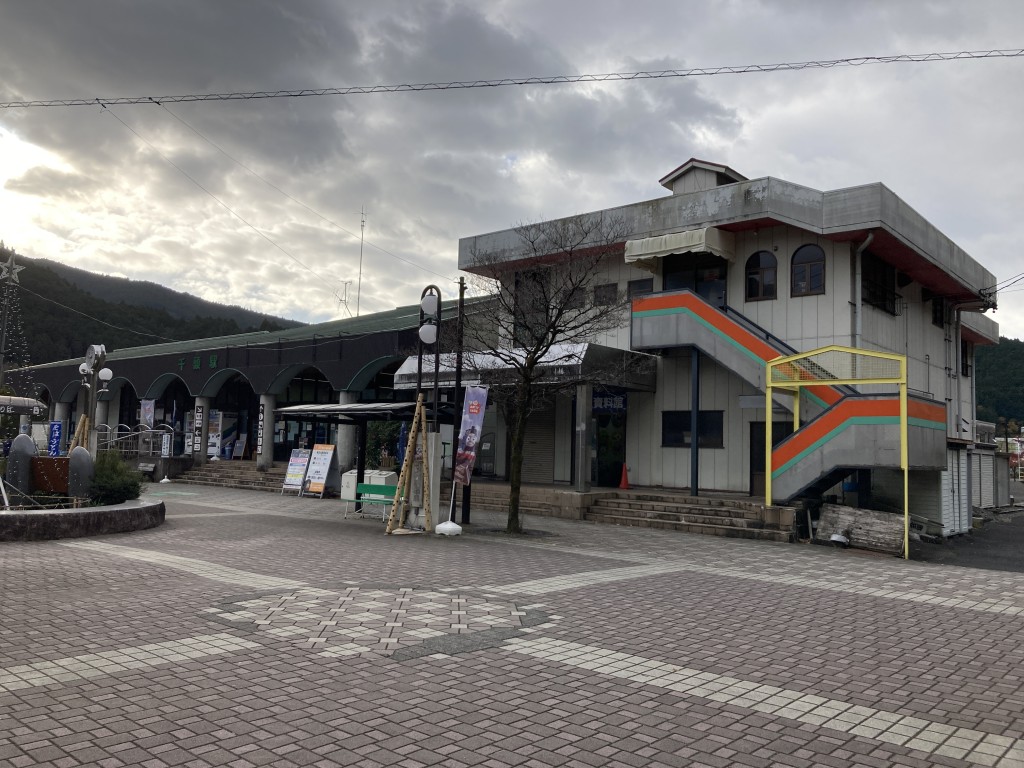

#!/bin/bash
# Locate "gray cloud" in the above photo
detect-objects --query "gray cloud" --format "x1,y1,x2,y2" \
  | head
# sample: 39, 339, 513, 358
0, 0, 1021, 339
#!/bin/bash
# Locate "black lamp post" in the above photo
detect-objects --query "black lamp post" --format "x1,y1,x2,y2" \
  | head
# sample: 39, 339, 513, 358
417, 285, 442, 432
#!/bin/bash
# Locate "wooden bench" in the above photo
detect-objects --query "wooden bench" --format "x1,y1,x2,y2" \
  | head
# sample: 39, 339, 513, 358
349, 482, 402, 521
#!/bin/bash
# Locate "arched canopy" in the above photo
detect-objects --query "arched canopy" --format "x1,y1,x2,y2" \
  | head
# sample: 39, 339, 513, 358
267, 364, 331, 398
198, 368, 251, 398
345, 355, 405, 392
142, 372, 190, 400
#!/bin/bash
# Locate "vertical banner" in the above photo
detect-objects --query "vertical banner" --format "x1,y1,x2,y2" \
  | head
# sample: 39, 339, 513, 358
48, 420, 63, 457
453, 386, 488, 485
140, 399, 156, 429
255, 403, 265, 456
192, 405, 205, 455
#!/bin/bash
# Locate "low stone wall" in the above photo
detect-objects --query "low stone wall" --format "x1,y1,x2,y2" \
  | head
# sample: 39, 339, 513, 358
0, 498, 165, 542
816, 503, 903, 556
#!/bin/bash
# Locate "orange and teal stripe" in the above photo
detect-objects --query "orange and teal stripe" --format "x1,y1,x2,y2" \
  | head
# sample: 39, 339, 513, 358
632, 292, 842, 408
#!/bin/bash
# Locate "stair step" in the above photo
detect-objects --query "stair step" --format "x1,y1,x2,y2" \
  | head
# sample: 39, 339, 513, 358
586, 513, 792, 542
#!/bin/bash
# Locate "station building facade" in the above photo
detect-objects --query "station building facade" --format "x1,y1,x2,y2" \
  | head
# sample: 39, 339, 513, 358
457, 159, 1001, 535
24, 158, 1002, 536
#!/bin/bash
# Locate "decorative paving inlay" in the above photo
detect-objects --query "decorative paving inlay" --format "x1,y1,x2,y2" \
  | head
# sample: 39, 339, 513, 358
205, 586, 533, 659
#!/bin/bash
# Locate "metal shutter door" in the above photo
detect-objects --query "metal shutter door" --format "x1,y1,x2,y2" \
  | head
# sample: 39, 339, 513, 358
981, 454, 995, 508
521, 405, 555, 484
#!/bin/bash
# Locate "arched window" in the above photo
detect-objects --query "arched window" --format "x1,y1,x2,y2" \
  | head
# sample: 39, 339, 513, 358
791, 244, 826, 297
745, 250, 777, 301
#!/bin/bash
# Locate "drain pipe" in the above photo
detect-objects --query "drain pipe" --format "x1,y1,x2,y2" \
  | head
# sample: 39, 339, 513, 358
853, 232, 874, 349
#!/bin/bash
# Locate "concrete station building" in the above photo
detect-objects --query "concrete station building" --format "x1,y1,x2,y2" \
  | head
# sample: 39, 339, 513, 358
24, 159, 1003, 535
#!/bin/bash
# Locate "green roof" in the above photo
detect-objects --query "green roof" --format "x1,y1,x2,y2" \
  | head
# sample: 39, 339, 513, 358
25, 296, 483, 372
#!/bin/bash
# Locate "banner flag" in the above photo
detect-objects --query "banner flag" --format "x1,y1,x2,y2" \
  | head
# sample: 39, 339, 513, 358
453, 386, 488, 486
140, 399, 156, 429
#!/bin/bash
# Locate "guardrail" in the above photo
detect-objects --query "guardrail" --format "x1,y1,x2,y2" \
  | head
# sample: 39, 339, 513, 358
96, 424, 178, 458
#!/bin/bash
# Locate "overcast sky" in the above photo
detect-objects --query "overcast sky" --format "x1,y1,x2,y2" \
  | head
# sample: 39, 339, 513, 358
1, 1, 1022, 341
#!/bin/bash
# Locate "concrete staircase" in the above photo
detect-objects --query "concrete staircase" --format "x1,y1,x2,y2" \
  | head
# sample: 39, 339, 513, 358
170, 466, 795, 543
175, 460, 287, 492
586, 492, 795, 542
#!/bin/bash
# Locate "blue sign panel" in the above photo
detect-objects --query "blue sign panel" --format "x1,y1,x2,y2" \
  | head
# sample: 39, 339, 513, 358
48, 420, 63, 457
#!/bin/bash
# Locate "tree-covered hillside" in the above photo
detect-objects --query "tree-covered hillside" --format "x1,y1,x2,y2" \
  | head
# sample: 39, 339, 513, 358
975, 336, 1024, 425
1, 244, 302, 365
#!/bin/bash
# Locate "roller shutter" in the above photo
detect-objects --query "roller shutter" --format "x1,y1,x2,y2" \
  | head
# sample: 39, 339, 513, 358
521, 404, 555, 484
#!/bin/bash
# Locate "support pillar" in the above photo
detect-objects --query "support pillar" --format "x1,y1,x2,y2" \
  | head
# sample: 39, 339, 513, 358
193, 396, 211, 466
18, 415, 30, 435
257, 393, 275, 471
690, 347, 700, 497
574, 383, 592, 493
336, 391, 358, 472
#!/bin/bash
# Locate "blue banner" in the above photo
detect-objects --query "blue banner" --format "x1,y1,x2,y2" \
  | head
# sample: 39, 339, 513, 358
48, 420, 62, 456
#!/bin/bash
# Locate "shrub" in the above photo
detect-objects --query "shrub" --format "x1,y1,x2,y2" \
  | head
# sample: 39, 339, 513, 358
91, 452, 143, 505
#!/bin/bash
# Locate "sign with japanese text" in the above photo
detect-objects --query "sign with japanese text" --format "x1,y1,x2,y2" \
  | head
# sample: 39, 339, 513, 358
48, 421, 62, 457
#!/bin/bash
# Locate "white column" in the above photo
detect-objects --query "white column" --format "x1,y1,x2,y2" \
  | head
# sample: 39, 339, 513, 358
574, 383, 593, 492
257, 393, 275, 471
336, 391, 358, 471
194, 396, 211, 466
18, 415, 30, 434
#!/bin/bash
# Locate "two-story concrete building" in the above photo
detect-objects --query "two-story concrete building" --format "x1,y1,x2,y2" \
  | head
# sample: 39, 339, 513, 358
457, 159, 1000, 535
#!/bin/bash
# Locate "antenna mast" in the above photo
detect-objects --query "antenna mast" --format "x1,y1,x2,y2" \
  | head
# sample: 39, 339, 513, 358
356, 206, 365, 316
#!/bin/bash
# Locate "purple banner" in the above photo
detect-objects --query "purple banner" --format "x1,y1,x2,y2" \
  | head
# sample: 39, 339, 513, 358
453, 386, 488, 486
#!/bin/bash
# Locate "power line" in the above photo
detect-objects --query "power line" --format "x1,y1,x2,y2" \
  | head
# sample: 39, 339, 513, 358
101, 105, 341, 293
157, 104, 453, 282
17, 283, 181, 342
2, 49, 1021, 109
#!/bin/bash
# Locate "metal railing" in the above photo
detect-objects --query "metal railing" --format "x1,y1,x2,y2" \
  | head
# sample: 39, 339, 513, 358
96, 424, 177, 458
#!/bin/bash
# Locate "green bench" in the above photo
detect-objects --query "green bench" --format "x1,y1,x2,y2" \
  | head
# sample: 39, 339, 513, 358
350, 482, 402, 521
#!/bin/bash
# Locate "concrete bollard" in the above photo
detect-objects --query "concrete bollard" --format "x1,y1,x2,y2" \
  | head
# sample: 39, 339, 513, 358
6, 433, 38, 497
68, 447, 95, 500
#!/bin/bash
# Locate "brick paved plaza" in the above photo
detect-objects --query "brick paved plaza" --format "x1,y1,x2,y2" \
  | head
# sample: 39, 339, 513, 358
4, 486, 1024, 768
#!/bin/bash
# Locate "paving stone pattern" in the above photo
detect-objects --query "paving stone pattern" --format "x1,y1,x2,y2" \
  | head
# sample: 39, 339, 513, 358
4, 484, 1024, 767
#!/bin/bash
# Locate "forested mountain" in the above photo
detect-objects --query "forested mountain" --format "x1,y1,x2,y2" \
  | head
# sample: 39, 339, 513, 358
1, 245, 303, 365
976, 337, 1024, 425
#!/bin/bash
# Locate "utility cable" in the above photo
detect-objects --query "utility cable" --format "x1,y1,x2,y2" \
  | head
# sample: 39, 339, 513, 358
157, 104, 453, 282
102, 105, 342, 293
2, 49, 1021, 109
17, 283, 181, 342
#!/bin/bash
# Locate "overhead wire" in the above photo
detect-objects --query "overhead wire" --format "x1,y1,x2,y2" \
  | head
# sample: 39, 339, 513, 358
156, 103, 454, 283
2, 49, 1022, 109
17, 283, 181, 342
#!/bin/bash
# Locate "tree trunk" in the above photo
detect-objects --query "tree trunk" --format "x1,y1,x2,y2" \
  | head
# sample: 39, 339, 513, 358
506, 376, 532, 533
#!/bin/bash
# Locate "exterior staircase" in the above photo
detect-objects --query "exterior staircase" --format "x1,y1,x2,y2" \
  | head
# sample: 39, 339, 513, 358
585, 492, 795, 542
175, 460, 287, 492
171, 464, 796, 543
443, 483, 796, 542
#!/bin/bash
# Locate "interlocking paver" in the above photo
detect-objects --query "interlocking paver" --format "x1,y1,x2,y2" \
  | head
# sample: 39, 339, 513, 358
7, 484, 1024, 767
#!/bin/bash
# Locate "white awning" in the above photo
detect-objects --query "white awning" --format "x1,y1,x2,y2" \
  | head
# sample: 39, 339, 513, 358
624, 227, 735, 271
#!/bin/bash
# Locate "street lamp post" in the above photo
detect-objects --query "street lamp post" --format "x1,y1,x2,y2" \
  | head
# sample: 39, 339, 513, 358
418, 286, 442, 432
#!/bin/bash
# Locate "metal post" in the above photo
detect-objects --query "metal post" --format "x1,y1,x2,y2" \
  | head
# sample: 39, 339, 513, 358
690, 347, 700, 497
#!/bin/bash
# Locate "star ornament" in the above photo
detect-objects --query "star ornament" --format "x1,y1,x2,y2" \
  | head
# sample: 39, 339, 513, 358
0, 252, 25, 284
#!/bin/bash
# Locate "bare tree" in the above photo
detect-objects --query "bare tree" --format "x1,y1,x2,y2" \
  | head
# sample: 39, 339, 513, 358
462, 214, 635, 533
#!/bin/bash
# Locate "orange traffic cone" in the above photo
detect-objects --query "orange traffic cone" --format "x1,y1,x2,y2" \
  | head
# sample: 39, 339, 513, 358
619, 463, 630, 490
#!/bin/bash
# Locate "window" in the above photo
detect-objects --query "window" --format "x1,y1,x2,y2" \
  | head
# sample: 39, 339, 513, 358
961, 339, 973, 378
594, 283, 618, 306
661, 410, 724, 448
791, 244, 825, 297
745, 250, 777, 301
932, 296, 946, 328
513, 270, 549, 346
628, 278, 653, 297
862, 251, 898, 315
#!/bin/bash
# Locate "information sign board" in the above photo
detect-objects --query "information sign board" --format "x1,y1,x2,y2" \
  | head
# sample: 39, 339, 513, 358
282, 449, 311, 494
303, 444, 337, 497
